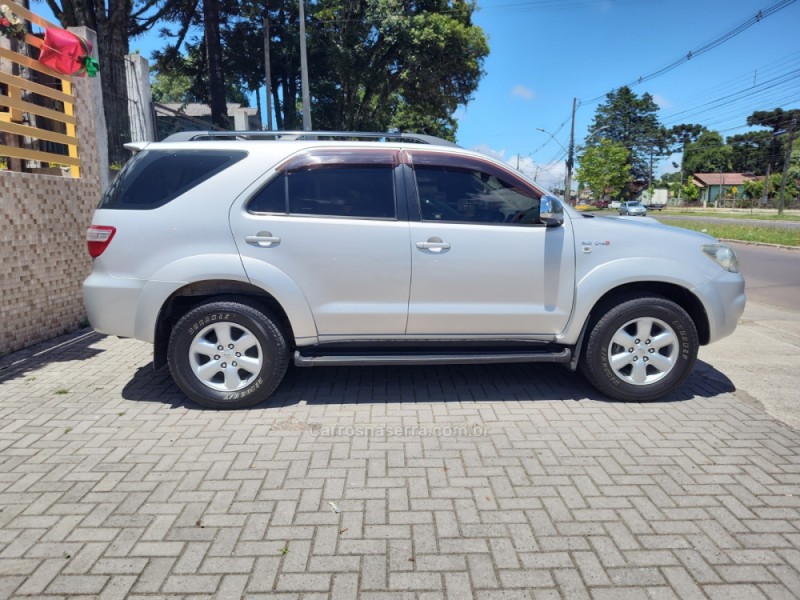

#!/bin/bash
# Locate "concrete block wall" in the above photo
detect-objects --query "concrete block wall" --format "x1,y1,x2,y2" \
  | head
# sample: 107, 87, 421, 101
0, 28, 105, 355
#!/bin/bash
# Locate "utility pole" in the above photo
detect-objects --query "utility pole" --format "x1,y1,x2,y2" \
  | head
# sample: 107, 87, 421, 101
263, 15, 273, 131
677, 144, 685, 207
762, 161, 771, 208
298, 0, 312, 131
777, 116, 797, 216
563, 97, 577, 205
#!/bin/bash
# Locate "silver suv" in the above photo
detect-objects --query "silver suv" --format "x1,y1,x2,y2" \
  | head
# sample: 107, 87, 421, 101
83, 131, 745, 409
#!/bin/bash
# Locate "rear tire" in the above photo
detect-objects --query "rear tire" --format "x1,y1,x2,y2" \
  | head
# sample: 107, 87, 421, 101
580, 297, 698, 401
167, 299, 289, 409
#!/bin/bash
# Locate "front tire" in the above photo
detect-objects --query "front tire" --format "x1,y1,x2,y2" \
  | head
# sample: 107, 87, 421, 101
580, 297, 698, 401
167, 299, 289, 409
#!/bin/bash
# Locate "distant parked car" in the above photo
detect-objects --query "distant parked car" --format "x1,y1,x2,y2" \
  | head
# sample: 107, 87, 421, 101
619, 201, 647, 216
647, 202, 666, 211
594, 199, 609, 209
610, 200, 621, 209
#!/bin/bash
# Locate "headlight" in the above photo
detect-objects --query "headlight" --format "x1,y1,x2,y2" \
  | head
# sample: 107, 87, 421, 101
702, 243, 739, 273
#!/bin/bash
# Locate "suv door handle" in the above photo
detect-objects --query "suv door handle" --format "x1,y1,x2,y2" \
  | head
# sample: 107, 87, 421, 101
416, 237, 450, 253
245, 231, 281, 247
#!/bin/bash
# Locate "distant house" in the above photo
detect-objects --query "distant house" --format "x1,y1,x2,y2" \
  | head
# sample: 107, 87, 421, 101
154, 103, 261, 139
692, 173, 761, 207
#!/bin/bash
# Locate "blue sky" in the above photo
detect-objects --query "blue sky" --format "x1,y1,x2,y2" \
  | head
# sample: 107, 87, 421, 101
457, 0, 800, 188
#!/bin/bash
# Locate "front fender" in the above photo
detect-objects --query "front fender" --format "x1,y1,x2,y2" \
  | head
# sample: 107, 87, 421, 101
557, 256, 714, 345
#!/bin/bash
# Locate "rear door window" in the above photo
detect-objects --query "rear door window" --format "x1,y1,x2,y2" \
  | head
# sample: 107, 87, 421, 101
288, 166, 395, 218
100, 150, 247, 210
248, 153, 398, 219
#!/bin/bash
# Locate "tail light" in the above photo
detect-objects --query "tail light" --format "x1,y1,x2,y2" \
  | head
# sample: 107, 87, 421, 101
86, 225, 116, 258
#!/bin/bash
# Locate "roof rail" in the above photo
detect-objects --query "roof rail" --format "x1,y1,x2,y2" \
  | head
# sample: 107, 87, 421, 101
161, 130, 461, 148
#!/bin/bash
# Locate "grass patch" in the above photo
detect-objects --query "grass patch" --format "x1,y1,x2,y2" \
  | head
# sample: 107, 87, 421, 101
659, 219, 800, 247
662, 209, 800, 222
54, 388, 69, 395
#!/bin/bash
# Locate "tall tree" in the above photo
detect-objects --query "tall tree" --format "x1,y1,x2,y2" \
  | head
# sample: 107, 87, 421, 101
585, 86, 664, 187
151, 46, 248, 106
666, 123, 706, 176
308, 0, 488, 139
575, 139, 631, 200
156, 0, 488, 138
667, 124, 706, 147
747, 108, 800, 131
202, 0, 227, 127
727, 130, 776, 175
746, 108, 800, 177
152, 0, 238, 129
42, 0, 176, 163
682, 130, 732, 175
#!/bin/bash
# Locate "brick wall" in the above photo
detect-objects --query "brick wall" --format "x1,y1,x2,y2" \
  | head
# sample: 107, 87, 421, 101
0, 28, 105, 355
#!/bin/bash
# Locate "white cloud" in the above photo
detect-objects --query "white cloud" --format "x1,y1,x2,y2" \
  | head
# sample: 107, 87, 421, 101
512, 157, 565, 191
471, 144, 507, 162
511, 85, 536, 101
470, 144, 565, 191
652, 94, 672, 109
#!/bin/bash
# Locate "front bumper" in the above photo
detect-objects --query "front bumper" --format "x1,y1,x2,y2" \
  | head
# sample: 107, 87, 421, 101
693, 269, 746, 344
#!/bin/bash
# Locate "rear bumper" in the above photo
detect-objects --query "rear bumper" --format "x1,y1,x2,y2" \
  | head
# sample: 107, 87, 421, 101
83, 272, 147, 339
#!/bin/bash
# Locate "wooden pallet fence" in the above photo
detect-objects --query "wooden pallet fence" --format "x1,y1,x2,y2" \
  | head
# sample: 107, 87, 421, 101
0, 1, 80, 177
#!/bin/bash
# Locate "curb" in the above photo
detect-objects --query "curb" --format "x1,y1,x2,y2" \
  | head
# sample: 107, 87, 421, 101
719, 238, 800, 251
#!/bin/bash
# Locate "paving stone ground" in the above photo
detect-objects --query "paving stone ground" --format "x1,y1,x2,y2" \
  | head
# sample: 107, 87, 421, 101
1, 329, 799, 599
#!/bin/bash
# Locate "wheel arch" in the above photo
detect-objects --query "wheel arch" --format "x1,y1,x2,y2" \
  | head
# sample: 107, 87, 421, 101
585, 281, 710, 346
153, 280, 304, 369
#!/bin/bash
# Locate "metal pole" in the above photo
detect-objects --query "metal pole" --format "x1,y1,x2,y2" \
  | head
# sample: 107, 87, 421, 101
263, 15, 273, 131
762, 161, 772, 208
777, 117, 797, 216
677, 144, 685, 207
563, 97, 577, 204
298, 0, 312, 131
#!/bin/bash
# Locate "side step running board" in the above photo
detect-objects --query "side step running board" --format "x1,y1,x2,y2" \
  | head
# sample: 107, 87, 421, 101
294, 349, 572, 367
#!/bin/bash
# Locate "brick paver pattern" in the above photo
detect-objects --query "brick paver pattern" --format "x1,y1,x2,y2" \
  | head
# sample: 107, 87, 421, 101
1, 330, 799, 599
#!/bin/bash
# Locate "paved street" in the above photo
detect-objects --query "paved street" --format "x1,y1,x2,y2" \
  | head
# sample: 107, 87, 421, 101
1, 322, 799, 599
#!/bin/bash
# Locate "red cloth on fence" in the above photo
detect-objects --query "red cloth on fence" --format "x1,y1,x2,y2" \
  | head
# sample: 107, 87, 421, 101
38, 28, 92, 77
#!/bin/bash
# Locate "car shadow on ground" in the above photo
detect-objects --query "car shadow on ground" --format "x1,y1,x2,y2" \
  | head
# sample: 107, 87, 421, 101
120, 359, 736, 410
0, 328, 105, 384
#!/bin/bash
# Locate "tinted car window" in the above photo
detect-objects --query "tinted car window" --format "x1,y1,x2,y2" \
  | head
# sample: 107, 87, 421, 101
414, 165, 541, 224
289, 166, 397, 218
100, 150, 246, 210
248, 166, 396, 218
248, 174, 287, 213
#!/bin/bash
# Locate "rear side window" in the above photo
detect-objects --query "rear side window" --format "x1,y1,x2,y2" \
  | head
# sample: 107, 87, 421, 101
100, 150, 247, 210
248, 166, 396, 219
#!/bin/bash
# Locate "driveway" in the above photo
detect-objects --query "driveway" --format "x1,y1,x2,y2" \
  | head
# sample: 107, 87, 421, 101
1, 325, 799, 599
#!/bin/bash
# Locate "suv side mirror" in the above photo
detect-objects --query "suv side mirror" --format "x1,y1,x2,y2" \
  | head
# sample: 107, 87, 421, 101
540, 195, 564, 227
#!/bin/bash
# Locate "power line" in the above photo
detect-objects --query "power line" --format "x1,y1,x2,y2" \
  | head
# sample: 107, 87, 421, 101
583, 0, 798, 104
527, 112, 572, 157
659, 50, 800, 113
660, 68, 800, 125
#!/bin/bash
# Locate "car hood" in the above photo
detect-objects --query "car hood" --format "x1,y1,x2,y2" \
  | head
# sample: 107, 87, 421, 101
572, 213, 717, 245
